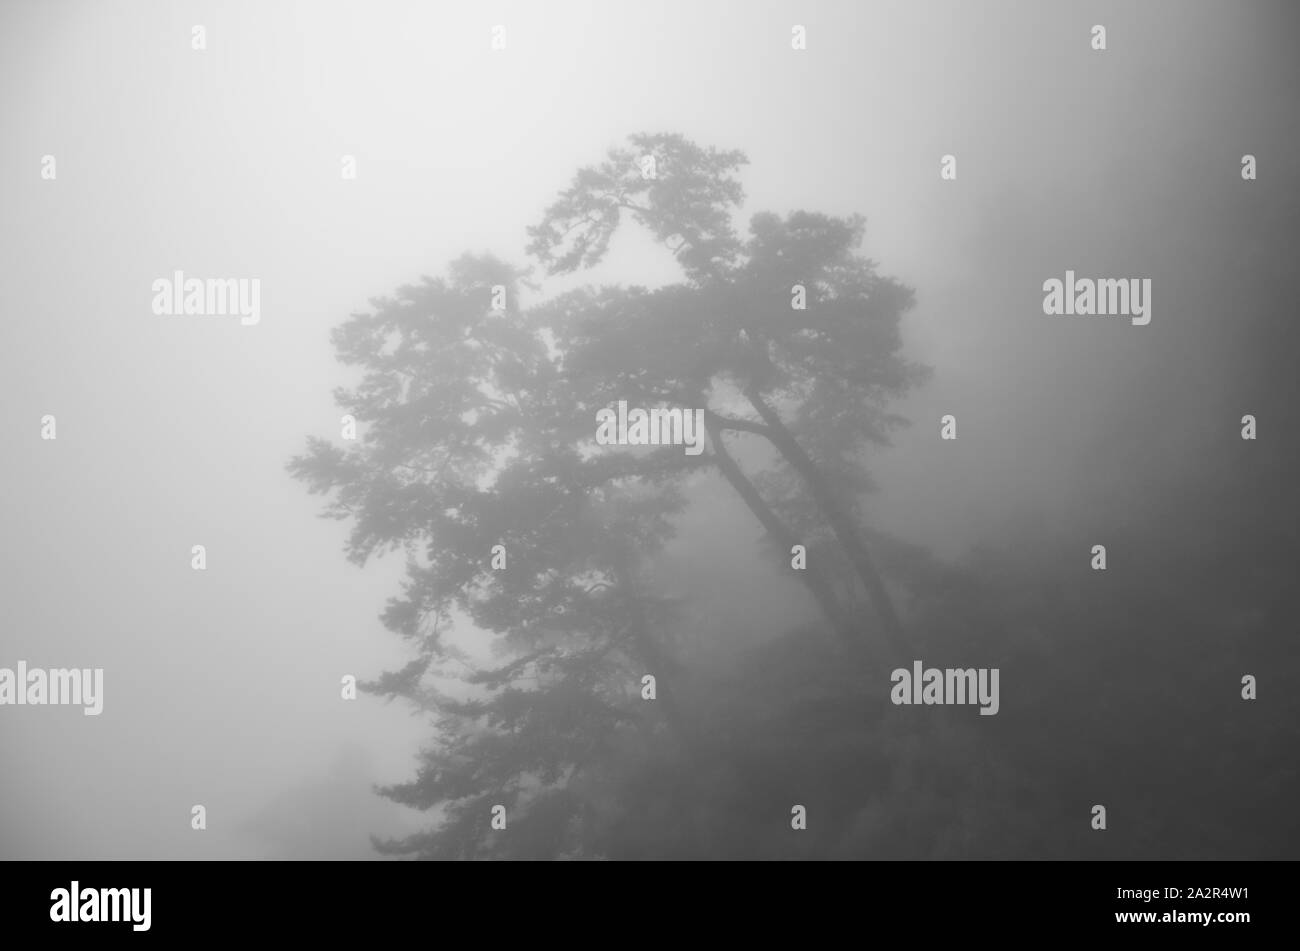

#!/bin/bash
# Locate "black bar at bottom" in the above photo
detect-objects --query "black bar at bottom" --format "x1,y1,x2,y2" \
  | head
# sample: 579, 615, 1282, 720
4, 859, 1277, 940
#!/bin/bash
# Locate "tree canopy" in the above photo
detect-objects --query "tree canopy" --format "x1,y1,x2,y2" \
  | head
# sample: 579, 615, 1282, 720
289, 132, 938, 858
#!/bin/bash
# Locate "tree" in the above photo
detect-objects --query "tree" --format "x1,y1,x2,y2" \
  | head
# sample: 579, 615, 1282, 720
289, 132, 929, 858
527, 133, 930, 652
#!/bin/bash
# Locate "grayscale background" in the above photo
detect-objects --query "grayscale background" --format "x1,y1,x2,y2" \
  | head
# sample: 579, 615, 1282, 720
1, 0, 1297, 860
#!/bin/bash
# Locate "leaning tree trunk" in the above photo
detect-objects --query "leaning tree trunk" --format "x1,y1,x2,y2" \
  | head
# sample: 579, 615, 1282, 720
704, 413, 861, 648
742, 386, 907, 659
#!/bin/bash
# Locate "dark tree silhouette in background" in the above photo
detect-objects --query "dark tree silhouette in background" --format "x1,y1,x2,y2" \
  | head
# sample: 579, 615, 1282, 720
289, 133, 933, 858
290, 133, 1300, 860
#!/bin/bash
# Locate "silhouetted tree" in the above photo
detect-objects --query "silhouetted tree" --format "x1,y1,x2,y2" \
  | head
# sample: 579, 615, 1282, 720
289, 133, 928, 858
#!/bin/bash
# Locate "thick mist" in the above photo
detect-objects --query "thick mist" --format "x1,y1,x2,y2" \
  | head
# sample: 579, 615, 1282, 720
2, 0, 1296, 860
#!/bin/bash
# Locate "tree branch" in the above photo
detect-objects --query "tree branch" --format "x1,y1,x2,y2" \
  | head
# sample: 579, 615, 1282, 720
703, 409, 771, 439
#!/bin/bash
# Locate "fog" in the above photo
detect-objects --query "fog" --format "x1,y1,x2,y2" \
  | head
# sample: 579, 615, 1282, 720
2, 0, 1296, 859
